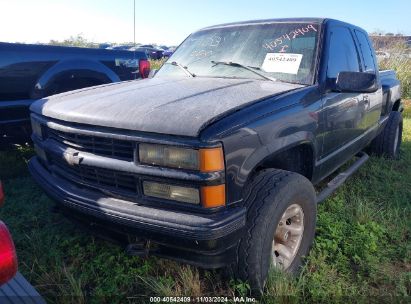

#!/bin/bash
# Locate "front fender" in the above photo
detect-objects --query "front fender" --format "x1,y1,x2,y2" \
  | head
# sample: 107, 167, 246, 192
240, 130, 317, 183
222, 125, 317, 205
264, 131, 317, 156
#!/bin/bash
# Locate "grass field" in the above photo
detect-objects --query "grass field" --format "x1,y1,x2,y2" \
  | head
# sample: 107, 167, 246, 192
0, 102, 410, 303
378, 43, 411, 99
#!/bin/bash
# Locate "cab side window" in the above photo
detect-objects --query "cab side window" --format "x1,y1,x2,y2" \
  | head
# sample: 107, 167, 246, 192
327, 27, 360, 79
354, 30, 377, 73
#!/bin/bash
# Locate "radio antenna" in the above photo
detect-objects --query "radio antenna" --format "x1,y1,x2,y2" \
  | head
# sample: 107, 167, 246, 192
133, 0, 136, 46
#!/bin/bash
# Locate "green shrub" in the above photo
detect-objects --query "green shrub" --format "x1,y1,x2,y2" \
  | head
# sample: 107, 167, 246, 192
150, 58, 167, 70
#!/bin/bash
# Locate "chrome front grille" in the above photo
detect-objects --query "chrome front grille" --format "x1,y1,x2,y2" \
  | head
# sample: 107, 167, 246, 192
47, 128, 135, 161
43, 125, 139, 198
50, 156, 139, 197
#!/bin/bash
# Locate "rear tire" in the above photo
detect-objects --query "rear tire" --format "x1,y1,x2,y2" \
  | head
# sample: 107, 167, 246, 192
231, 169, 316, 293
368, 111, 403, 159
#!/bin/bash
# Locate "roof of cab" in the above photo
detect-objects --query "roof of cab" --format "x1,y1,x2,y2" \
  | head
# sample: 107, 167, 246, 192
199, 18, 366, 33
200, 18, 327, 30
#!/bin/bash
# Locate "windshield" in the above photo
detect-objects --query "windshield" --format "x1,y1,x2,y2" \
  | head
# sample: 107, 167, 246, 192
156, 22, 321, 85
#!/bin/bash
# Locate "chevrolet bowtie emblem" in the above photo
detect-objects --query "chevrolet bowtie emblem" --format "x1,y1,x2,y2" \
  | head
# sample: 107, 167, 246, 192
64, 151, 83, 166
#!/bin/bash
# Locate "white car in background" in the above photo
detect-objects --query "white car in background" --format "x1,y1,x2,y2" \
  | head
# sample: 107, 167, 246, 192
376, 50, 390, 60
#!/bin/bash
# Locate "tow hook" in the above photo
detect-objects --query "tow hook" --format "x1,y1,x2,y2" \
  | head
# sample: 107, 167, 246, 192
125, 240, 151, 257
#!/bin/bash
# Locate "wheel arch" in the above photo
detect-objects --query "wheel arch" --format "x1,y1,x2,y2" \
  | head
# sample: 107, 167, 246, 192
238, 132, 317, 202
254, 141, 315, 180
30, 59, 120, 99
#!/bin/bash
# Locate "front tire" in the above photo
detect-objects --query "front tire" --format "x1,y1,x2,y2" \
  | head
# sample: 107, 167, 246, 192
232, 169, 316, 293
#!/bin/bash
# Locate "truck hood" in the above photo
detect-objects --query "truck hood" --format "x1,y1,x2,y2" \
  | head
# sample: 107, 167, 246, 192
31, 77, 303, 137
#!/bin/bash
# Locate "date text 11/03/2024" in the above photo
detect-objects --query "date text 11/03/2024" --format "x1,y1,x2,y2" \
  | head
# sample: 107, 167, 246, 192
149, 296, 256, 303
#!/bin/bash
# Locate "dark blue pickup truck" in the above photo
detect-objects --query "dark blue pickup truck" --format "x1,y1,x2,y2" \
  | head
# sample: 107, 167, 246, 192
0, 42, 149, 143
28, 18, 403, 292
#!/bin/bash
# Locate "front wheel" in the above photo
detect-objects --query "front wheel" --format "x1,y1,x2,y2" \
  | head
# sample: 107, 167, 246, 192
232, 169, 317, 293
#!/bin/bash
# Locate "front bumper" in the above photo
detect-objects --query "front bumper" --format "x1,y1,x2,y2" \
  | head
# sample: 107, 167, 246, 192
29, 156, 246, 268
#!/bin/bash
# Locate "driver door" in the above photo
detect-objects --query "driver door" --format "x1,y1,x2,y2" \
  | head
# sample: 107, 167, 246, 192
319, 25, 367, 174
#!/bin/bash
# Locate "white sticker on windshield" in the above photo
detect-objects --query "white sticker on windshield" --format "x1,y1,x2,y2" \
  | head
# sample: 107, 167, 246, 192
261, 53, 303, 74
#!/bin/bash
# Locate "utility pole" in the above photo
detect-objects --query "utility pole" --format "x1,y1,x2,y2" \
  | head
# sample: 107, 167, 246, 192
133, 0, 136, 47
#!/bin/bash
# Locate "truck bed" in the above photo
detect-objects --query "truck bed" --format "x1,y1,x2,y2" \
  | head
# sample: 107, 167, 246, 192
379, 69, 401, 116
380, 69, 400, 96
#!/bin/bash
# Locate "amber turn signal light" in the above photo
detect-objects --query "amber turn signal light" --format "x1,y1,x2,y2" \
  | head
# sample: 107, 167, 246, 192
199, 147, 224, 172
201, 184, 226, 208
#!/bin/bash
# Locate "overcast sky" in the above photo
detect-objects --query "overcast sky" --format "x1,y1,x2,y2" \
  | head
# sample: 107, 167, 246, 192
1, 0, 410, 46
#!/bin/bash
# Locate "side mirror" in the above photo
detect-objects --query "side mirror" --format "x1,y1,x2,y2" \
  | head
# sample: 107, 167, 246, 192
334, 71, 378, 93
148, 69, 158, 78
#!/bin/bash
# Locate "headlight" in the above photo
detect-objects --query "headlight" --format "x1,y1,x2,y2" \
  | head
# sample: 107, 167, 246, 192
143, 181, 200, 204
31, 119, 43, 139
139, 143, 199, 170
139, 144, 224, 172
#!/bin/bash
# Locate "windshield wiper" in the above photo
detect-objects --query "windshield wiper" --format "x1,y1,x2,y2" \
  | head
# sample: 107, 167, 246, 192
247, 65, 288, 83
211, 61, 276, 82
167, 61, 196, 77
